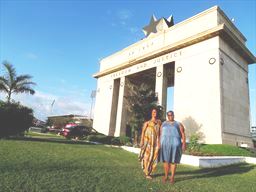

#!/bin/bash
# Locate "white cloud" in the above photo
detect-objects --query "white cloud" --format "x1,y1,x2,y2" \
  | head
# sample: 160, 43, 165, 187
106, 9, 142, 38
120, 21, 126, 26
129, 27, 139, 34
25, 53, 38, 60
117, 9, 133, 21
54, 97, 88, 115
0, 90, 93, 121
111, 22, 116, 27
111, 9, 139, 35
60, 79, 66, 84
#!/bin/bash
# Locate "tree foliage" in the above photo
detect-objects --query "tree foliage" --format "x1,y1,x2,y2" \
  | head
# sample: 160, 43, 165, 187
0, 101, 34, 137
0, 61, 36, 103
124, 79, 163, 144
187, 133, 201, 154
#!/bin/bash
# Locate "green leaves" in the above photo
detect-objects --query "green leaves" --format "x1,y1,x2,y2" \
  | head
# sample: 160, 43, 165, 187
0, 102, 34, 137
124, 79, 163, 143
0, 61, 36, 103
187, 133, 202, 154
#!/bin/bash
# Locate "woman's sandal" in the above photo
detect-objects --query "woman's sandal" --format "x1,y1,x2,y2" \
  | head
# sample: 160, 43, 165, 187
146, 175, 153, 180
170, 177, 175, 184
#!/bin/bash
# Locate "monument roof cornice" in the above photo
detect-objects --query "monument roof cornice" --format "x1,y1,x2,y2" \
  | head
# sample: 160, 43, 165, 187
99, 6, 246, 64
170, 5, 246, 42
220, 24, 256, 64
93, 23, 256, 78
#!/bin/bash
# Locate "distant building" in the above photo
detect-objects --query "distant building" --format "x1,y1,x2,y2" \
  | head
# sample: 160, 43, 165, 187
32, 117, 46, 127
251, 126, 256, 143
251, 126, 256, 133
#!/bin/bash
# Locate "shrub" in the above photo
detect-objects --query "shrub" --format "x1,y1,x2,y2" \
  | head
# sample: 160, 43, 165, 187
41, 127, 48, 133
187, 133, 201, 154
110, 136, 131, 146
0, 101, 34, 138
119, 136, 131, 145
86, 135, 113, 144
86, 133, 132, 146
111, 137, 121, 145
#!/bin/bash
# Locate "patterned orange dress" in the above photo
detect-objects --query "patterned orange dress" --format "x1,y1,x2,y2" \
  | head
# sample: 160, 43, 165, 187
139, 120, 161, 176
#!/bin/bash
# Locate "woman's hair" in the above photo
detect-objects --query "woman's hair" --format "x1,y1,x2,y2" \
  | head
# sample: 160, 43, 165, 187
151, 107, 158, 113
146, 107, 159, 120
166, 110, 174, 115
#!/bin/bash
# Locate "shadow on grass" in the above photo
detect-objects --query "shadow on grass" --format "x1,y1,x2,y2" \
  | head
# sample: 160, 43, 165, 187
6, 136, 97, 146
153, 163, 255, 181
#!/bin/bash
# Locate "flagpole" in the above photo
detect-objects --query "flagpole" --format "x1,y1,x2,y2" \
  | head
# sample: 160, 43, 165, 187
51, 99, 55, 115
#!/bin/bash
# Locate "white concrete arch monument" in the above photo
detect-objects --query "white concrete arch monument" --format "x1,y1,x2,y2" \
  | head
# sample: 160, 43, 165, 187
93, 6, 256, 147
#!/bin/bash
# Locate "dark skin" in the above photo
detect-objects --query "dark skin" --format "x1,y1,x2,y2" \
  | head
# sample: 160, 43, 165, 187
140, 109, 161, 180
160, 111, 186, 184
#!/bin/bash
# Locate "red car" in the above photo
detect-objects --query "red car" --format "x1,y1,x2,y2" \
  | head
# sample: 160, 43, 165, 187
60, 125, 89, 139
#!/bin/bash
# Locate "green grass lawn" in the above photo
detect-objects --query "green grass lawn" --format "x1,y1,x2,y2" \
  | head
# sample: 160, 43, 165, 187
26, 131, 256, 157
0, 139, 256, 192
200, 144, 255, 157
25, 131, 63, 138
184, 144, 256, 157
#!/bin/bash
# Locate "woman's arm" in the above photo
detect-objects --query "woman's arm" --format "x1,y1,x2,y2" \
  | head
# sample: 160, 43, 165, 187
157, 120, 162, 148
140, 121, 148, 147
179, 123, 186, 152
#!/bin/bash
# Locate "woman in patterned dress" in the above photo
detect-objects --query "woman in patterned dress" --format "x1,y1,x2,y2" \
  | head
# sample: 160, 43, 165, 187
159, 111, 186, 184
139, 108, 161, 180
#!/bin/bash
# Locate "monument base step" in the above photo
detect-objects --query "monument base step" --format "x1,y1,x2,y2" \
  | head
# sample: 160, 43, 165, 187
120, 146, 256, 168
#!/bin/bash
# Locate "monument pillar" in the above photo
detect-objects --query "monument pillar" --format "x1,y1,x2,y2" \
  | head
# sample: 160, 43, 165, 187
114, 76, 127, 136
108, 79, 120, 136
155, 65, 167, 113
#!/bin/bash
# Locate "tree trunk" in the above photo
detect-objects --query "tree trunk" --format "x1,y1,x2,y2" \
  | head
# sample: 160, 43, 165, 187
7, 91, 11, 103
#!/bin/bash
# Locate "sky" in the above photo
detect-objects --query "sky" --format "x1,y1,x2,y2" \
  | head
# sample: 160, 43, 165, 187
0, 0, 255, 125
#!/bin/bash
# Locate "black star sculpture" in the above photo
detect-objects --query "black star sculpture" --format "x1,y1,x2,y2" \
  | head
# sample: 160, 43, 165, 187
143, 15, 159, 37
143, 15, 174, 37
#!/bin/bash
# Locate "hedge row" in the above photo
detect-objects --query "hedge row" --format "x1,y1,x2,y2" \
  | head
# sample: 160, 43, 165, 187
0, 101, 33, 138
86, 134, 131, 146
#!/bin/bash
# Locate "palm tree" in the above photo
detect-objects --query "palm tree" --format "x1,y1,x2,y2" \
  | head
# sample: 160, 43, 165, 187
0, 61, 36, 103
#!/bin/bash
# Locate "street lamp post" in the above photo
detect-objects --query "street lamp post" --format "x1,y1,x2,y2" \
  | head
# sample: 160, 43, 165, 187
90, 90, 96, 119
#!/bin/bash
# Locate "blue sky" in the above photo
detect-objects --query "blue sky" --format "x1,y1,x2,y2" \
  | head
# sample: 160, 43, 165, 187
0, 0, 255, 125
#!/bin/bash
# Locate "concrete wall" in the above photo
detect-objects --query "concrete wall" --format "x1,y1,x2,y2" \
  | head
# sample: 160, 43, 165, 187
99, 6, 220, 71
217, 9, 246, 44
219, 38, 253, 147
174, 37, 222, 144
93, 6, 254, 146
108, 79, 120, 136
93, 77, 114, 135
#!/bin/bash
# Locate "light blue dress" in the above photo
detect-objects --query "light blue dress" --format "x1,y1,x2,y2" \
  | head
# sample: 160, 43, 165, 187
159, 121, 182, 163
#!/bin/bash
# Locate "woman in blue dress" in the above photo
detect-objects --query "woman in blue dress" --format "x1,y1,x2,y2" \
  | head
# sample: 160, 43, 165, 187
159, 111, 186, 184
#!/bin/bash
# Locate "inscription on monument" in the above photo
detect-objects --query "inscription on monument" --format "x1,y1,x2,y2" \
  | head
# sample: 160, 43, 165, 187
128, 41, 155, 58
110, 50, 182, 80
